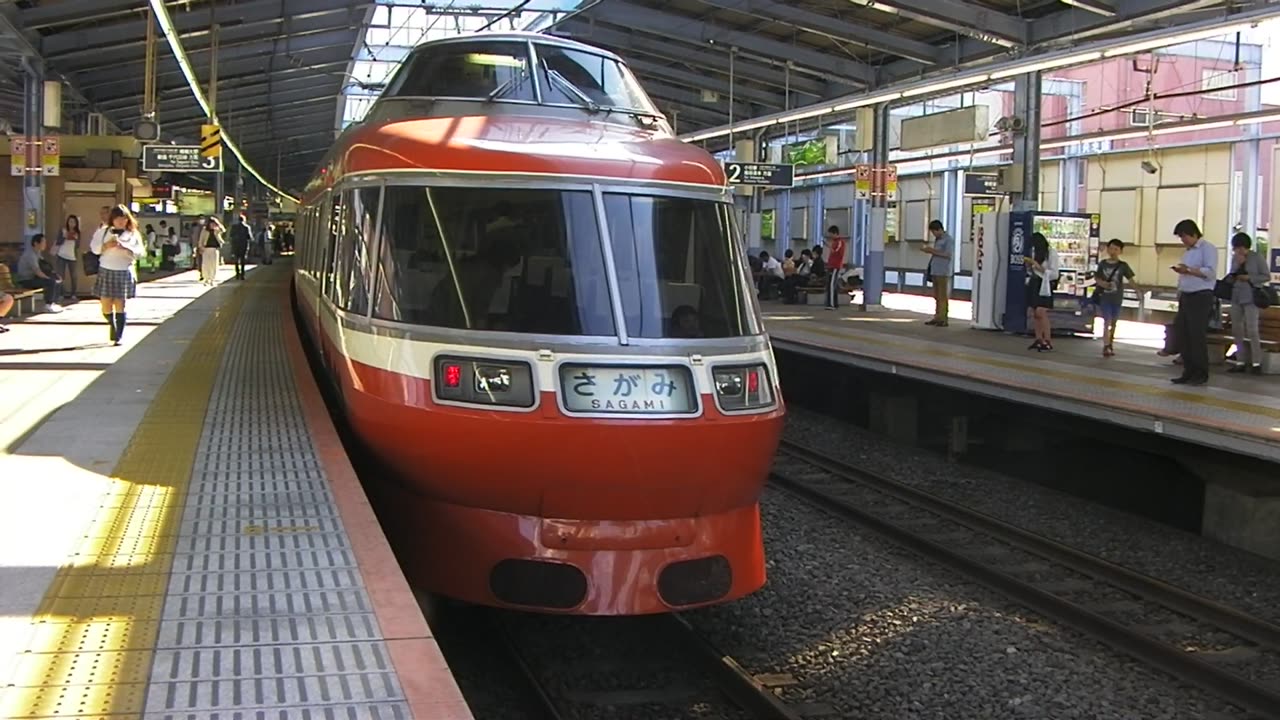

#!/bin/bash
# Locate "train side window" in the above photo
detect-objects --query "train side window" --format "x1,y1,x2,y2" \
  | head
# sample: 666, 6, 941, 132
387, 42, 534, 101
323, 193, 345, 303
602, 194, 757, 339
373, 186, 614, 336
341, 187, 380, 315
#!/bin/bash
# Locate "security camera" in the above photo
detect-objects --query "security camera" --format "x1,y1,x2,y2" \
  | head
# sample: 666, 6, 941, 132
1140, 160, 1159, 175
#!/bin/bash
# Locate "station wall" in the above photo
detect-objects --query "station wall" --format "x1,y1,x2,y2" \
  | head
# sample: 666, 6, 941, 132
762, 142, 1238, 289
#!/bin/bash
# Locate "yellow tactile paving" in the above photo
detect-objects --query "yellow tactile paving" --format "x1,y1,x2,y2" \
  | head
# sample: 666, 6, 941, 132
0, 289, 246, 720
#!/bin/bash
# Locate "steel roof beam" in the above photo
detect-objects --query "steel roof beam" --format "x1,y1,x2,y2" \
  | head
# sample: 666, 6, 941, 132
164, 94, 336, 129
1028, 0, 1224, 45
94, 66, 348, 113
696, 0, 942, 65
857, 0, 1029, 47
627, 59, 784, 108
643, 78, 760, 118
587, 2, 872, 87
50, 19, 358, 71
558, 23, 830, 98
43, 0, 364, 59
115, 77, 341, 122
77, 44, 354, 97
17, 0, 140, 30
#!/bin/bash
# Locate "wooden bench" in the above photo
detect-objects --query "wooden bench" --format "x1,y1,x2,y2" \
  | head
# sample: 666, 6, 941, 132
0, 264, 41, 316
1219, 305, 1280, 371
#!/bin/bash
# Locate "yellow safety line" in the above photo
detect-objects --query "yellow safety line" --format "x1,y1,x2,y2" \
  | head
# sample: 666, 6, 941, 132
775, 321, 1280, 422
1, 285, 248, 719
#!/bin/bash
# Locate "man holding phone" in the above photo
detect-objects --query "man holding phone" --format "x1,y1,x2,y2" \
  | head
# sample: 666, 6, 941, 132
1169, 219, 1217, 386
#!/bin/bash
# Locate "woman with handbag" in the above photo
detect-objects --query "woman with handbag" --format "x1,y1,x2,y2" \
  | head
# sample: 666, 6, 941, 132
1226, 232, 1271, 375
199, 217, 226, 286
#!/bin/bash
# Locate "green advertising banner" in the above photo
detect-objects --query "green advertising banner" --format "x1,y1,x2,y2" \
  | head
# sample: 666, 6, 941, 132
785, 139, 829, 167
761, 210, 775, 240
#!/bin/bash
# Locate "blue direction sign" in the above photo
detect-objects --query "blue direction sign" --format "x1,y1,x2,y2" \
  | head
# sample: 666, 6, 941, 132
142, 144, 222, 172
724, 162, 794, 188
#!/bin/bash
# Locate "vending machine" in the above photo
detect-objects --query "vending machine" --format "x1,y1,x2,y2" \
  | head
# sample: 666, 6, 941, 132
1003, 211, 1101, 335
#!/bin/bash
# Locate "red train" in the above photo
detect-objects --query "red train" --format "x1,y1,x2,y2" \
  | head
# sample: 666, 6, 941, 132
292, 32, 784, 615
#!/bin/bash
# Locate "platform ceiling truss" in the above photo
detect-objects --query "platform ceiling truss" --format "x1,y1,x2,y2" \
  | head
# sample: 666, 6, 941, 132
0, 0, 1272, 192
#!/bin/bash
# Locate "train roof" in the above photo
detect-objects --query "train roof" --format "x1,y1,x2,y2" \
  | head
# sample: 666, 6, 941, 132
303, 113, 726, 200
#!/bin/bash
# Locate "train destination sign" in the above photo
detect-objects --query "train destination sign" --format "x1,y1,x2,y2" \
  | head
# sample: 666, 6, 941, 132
724, 162, 794, 188
964, 172, 1000, 196
142, 144, 222, 172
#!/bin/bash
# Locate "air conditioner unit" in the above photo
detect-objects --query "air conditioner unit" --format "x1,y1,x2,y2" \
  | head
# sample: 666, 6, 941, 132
995, 166, 1024, 193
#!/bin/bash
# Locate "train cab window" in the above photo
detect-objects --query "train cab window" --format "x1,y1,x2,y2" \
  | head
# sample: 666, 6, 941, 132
386, 42, 534, 101
536, 45, 651, 111
602, 194, 758, 339
373, 186, 614, 336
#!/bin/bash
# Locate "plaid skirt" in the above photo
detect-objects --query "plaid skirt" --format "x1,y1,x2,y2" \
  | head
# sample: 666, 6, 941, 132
94, 267, 137, 299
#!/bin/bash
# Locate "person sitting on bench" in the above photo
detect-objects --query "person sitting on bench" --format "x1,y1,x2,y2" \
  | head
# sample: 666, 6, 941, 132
16, 233, 64, 314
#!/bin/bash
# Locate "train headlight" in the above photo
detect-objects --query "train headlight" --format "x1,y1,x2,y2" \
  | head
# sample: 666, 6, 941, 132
434, 355, 535, 409
711, 365, 775, 413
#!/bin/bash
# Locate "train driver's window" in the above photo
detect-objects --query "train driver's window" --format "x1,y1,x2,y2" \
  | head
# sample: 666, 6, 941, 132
602, 194, 757, 339
536, 46, 651, 110
387, 42, 534, 101
372, 186, 613, 336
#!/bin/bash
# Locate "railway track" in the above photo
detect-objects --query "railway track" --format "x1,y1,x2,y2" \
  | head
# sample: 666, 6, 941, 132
493, 611, 803, 720
772, 439, 1280, 720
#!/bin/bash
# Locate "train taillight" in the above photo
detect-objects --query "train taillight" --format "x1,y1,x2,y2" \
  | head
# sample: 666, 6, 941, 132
433, 355, 535, 409
712, 365, 775, 413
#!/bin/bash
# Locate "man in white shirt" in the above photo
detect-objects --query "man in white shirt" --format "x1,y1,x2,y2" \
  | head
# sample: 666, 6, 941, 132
757, 251, 784, 300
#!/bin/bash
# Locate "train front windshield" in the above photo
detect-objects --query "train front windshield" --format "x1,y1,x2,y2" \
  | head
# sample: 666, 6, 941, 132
371, 186, 758, 340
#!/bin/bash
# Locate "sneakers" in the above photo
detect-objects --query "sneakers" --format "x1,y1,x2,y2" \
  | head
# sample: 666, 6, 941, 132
45, 303, 64, 313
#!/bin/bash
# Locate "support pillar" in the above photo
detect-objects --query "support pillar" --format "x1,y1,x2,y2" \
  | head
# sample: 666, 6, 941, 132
1011, 72, 1042, 212
1240, 60, 1263, 237
21, 58, 45, 241
863, 103, 890, 308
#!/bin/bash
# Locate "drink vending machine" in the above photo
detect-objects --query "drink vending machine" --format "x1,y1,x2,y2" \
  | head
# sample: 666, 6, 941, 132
970, 209, 1102, 334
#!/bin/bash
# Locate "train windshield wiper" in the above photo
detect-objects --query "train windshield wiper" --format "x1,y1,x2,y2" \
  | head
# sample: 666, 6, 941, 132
544, 66, 600, 114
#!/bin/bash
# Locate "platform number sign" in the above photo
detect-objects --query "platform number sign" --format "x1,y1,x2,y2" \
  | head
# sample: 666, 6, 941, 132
724, 162, 794, 188
1010, 225, 1025, 266
143, 144, 222, 172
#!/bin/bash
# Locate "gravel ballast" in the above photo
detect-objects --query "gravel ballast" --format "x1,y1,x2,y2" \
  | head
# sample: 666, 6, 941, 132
783, 407, 1280, 627
688, 485, 1249, 719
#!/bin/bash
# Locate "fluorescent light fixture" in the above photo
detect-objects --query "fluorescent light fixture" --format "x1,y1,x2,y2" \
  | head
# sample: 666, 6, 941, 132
1102, 23, 1254, 57
988, 51, 1102, 79
1152, 120, 1234, 135
731, 118, 777, 132
148, 0, 298, 203
900, 75, 989, 98
1059, 0, 1116, 17
833, 91, 903, 111
787, 106, 836, 121
1235, 114, 1280, 126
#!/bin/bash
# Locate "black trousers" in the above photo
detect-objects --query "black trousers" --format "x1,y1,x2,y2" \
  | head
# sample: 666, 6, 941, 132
234, 253, 247, 278
1175, 290, 1215, 379
21, 276, 60, 305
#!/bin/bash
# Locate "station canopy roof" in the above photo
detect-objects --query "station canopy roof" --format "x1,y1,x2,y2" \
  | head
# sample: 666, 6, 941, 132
0, 0, 1276, 196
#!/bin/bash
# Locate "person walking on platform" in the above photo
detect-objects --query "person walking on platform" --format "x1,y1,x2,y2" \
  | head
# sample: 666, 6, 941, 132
1094, 239, 1137, 357
824, 225, 849, 310
1170, 219, 1217, 386
90, 205, 145, 346
922, 219, 953, 326
1226, 232, 1270, 375
229, 214, 251, 280
199, 218, 225, 286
